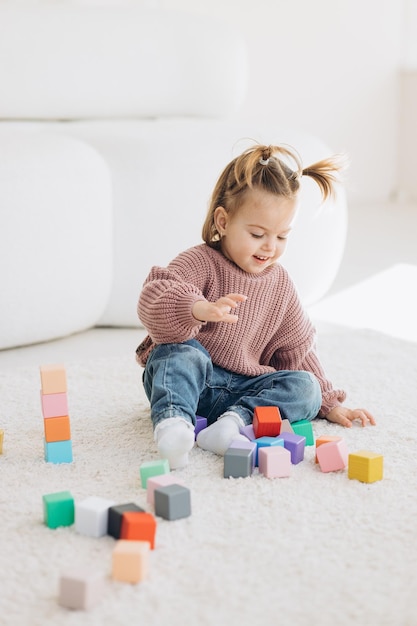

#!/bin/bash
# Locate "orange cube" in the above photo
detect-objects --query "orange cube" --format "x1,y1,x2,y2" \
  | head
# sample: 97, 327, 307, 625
112, 540, 150, 584
44, 415, 71, 443
120, 512, 156, 549
253, 406, 282, 438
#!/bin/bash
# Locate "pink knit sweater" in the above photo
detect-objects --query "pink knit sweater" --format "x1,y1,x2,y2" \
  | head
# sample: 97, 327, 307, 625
137, 244, 346, 416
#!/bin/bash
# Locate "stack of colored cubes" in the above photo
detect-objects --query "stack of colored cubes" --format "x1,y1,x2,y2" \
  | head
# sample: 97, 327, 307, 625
40, 364, 73, 463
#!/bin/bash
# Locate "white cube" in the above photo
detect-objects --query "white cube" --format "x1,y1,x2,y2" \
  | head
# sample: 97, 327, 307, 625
75, 496, 115, 538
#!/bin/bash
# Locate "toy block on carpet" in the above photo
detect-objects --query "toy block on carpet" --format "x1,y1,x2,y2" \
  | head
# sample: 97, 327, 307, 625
194, 415, 207, 439
240, 424, 255, 440
59, 568, 106, 610
75, 496, 116, 538
139, 458, 170, 489
0, 428, 3, 454
228, 439, 257, 468
291, 419, 314, 445
259, 446, 291, 478
277, 432, 306, 464
107, 503, 145, 539
147, 474, 185, 506
40, 364, 67, 395
316, 439, 349, 473
44, 439, 73, 464
315, 435, 342, 463
279, 419, 293, 434
348, 450, 383, 483
120, 512, 157, 548
253, 406, 282, 438
224, 447, 253, 478
254, 436, 285, 466
43, 490, 74, 529
41, 391, 68, 418
43, 415, 71, 443
112, 540, 150, 584
154, 484, 191, 521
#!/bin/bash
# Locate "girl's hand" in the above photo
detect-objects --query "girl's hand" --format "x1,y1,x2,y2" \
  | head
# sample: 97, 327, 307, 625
193, 293, 247, 324
326, 406, 376, 428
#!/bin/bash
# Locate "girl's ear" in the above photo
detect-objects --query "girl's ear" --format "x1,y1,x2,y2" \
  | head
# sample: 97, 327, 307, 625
214, 206, 228, 236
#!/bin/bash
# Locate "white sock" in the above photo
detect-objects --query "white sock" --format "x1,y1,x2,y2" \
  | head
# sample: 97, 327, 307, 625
196, 411, 248, 456
154, 417, 195, 470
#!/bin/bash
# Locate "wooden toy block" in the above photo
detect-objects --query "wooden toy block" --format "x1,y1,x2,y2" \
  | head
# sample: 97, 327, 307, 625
43, 491, 74, 529
0, 429, 3, 454
41, 391, 68, 418
254, 436, 285, 466
75, 496, 116, 538
348, 450, 383, 483
280, 419, 294, 434
44, 439, 73, 464
253, 406, 282, 438
112, 540, 150, 584
194, 415, 207, 439
291, 419, 314, 445
224, 447, 253, 478
240, 424, 255, 440
316, 439, 349, 473
277, 432, 306, 464
229, 439, 257, 469
59, 568, 106, 610
43, 415, 71, 443
154, 484, 192, 521
120, 512, 157, 548
259, 446, 291, 478
315, 435, 342, 463
147, 474, 185, 506
107, 503, 145, 539
40, 364, 67, 395
139, 458, 170, 488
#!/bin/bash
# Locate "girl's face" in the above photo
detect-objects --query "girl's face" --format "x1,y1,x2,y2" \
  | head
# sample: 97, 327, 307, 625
214, 188, 297, 274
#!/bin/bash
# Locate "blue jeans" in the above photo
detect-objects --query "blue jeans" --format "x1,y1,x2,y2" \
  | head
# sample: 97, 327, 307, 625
142, 339, 322, 430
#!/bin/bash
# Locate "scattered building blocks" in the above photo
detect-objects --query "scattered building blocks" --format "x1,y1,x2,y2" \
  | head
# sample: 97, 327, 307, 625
229, 439, 257, 469
40, 364, 67, 394
291, 419, 314, 445
146, 474, 185, 506
277, 432, 306, 464
112, 540, 150, 584
44, 439, 73, 464
43, 415, 71, 443
348, 450, 384, 483
0, 428, 3, 454
154, 484, 191, 521
240, 424, 255, 440
253, 406, 282, 438
254, 436, 285, 466
75, 496, 116, 538
139, 458, 170, 488
107, 503, 145, 539
120, 512, 157, 548
195, 415, 207, 439
41, 391, 68, 418
59, 568, 106, 610
43, 491, 74, 529
316, 439, 349, 473
315, 435, 342, 463
259, 446, 292, 478
224, 447, 253, 478
279, 419, 293, 434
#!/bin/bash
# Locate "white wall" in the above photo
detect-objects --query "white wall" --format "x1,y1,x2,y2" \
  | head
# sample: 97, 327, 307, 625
160, 0, 404, 204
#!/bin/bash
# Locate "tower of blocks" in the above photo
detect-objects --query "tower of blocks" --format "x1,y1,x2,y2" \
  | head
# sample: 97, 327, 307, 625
40, 364, 73, 463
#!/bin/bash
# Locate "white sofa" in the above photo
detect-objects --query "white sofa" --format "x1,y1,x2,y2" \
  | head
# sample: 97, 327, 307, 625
0, 4, 347, 350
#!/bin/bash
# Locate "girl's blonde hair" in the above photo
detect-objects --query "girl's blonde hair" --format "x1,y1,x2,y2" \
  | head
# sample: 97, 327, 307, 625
202, 143, 346, 247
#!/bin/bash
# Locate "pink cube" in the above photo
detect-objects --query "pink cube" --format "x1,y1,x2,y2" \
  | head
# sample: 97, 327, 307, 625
316, 439, 349, 473
41, 391, 68, 418
258, 446, 291, 478
146, 474, 185, 506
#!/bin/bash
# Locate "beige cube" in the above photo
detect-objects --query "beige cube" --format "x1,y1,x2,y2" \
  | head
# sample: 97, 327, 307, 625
59, 568, 105, 610
112, 540, 150, 584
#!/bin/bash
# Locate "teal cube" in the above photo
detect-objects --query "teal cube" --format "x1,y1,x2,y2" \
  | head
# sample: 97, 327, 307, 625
291, 419, 314, 446
44, 439, 73, 463
139, 459, 170, 488
43, 491, 75, 529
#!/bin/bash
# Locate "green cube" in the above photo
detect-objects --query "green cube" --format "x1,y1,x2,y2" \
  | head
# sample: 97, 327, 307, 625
291, 419, 314, 446
139, 459, 170, 488
43, 491, 75, 529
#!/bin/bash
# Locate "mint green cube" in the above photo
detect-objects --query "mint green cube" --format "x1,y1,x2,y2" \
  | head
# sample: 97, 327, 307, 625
139, 459, 170, 488
291, 419, 314, 445
43, 491, 74, 529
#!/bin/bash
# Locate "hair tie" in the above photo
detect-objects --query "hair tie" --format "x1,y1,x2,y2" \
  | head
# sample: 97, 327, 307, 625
259, 157, 270, 166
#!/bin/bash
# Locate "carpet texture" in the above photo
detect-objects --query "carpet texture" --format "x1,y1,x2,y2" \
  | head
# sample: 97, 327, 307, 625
1, 326, 417, 626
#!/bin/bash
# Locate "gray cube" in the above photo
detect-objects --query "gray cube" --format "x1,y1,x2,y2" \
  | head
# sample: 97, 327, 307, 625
154, 484, 191, 521
224, 447, 253, 478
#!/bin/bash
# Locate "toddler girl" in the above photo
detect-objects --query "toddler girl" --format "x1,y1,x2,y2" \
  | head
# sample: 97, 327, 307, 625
136, 143, 375, 469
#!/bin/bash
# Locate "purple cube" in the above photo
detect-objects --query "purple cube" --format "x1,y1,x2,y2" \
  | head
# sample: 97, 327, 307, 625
194, 415, 208, 439
277, 432, 306, 464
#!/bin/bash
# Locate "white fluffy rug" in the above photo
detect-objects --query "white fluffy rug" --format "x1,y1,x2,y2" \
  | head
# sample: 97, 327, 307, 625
1, 326, 417, 626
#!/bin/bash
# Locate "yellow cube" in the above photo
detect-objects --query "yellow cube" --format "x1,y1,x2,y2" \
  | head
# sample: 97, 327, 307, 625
0, 429, 4, 454
348, 450, 383, 483
112, 540, 150, 584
